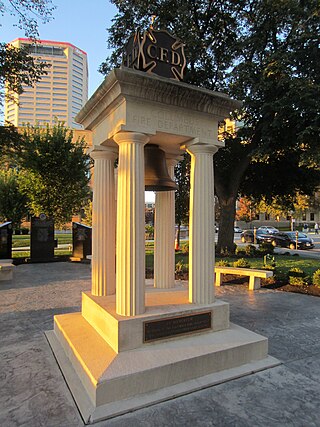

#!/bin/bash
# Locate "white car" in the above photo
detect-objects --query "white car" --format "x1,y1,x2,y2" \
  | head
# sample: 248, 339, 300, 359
234, 226, 242, 233
257, 226, 279, 234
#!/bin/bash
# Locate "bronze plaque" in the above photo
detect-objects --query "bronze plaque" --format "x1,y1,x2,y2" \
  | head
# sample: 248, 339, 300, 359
144, 311, 212, 342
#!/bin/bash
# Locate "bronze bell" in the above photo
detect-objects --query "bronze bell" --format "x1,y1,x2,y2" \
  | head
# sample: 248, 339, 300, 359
144, 144, 178, 191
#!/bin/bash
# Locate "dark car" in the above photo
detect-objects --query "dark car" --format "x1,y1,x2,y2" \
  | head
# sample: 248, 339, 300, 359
263, 231, 314, 250
240, 229, 270, 243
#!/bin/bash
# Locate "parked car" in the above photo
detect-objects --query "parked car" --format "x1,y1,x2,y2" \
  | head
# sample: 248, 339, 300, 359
234, 226, 242, 233
262, 231, 314, 250
257, 226, 279, 234
240, 229, 270, 243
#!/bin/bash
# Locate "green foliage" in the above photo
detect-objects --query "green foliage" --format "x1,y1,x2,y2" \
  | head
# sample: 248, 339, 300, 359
312, 270, 320, 288
145, 224, 154, 239
216, 259, 230, 267
233, 258, 250, 268
175, 152, 190, 224
0, 168, 28, 228
244, 244, 258, 257
288, 267, 306, 278
81, 198, 92, 227
175, 260, 188, 278
289, 276, 310, 287
180, 242, 189, 254
16, 123, 91, 227
259, 243, 275, 256
235, 246, 246, 257
102, 0, 320, 254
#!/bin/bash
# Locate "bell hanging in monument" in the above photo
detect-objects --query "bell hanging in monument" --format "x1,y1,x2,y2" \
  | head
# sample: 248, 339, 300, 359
144, 144, 177, 191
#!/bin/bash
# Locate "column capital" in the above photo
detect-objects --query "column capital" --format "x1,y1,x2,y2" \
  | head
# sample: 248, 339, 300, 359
113, 131, 150, 146
186, 143, 219, 156
89, 145, 118, 161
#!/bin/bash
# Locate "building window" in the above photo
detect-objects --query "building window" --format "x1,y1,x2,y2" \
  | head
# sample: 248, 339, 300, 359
310, 213, 315, 221
302, 213, 307, 221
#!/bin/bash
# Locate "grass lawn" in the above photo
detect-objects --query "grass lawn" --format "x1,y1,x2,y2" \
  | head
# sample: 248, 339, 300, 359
146, 252, 319, 277
12, 233, 72, 248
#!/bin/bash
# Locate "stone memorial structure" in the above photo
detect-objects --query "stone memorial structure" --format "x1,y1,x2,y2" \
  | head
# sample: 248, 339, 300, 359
47, 30, 278, 424
30, 215, 55, 262
71, 222, 92, 262
0, 222, 13, 259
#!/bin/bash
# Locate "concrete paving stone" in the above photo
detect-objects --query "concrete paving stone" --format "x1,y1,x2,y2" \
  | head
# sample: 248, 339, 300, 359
1, 262, 320, 427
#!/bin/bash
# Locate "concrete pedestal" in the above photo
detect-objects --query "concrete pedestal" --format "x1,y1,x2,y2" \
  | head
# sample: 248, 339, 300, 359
47, 288, 279, 424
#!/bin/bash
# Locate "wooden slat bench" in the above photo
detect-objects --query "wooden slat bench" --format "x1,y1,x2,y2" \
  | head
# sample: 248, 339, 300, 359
214, 266, 273, 290
0, 262, 14, 281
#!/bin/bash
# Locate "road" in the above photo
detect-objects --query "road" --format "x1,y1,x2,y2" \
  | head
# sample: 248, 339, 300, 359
234, 232, 320, 259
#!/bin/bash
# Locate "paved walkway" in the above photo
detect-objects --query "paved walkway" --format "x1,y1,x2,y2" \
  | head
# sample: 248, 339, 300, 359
1, 262, 320, 427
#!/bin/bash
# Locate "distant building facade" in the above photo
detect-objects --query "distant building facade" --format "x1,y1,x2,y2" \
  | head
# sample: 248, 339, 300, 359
5, 38, 88, 129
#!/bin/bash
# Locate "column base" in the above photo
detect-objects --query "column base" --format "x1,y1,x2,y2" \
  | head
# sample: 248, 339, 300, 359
46, 288, 280, 424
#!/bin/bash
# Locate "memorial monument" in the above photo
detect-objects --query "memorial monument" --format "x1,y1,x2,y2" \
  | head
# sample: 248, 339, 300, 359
47, 28, 279, 423
30, 215, 55, 262
0, 221, 13, 259
71, 222, 92, 262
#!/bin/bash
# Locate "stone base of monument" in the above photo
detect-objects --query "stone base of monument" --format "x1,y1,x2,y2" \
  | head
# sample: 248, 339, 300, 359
46, 289, 280, 424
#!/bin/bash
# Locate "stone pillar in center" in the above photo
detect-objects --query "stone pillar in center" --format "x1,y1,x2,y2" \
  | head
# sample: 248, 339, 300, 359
187, 143, 218, 304
154, 157, 178, 289
113, 131, 149, 316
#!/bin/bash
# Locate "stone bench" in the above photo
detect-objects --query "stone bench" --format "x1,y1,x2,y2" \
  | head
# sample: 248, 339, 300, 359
215, 266, 273, 290
0, 262, 14, 281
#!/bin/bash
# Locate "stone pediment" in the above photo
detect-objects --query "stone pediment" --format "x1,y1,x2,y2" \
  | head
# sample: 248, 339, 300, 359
76, 67, 241, 154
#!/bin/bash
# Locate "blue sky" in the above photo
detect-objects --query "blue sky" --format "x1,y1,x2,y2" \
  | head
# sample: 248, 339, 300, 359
2, 0, 118, 96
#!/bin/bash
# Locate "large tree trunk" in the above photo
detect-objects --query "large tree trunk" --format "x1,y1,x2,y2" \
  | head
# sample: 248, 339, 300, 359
216, 195, 237, 254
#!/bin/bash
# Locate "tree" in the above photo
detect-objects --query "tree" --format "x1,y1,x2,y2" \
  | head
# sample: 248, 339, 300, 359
0, 168, 28, 228
0, 0, 55, 107
174, 152, 190, 248
102, 0, 320, 253
13, 123, 91, 227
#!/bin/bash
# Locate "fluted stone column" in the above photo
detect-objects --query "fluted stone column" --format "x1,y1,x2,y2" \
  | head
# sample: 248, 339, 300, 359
113, 131, 149, 316
90, 146, 117, 296
187, 143, 218, 304
154, 158, 178, 289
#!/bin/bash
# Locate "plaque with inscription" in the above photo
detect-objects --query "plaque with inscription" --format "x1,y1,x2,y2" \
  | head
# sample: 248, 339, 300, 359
144, 311, 212, 342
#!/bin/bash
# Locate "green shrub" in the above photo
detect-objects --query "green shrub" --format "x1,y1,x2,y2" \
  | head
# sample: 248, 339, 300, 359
312, 270, 320, 288
145, 225, 154, 239
235, 246, 246, 256
219, 243, 237, 257
289, 276, 310, 286
244, 244, 258, 257
181, 242, 189, 254
216, 259, 230, 267
175, 260, 188, 278
259, 242, 275, 255
20, 228, 29, 235
233, 258, 250, 268
261, 264, 276, 271
288, 267, 305, 278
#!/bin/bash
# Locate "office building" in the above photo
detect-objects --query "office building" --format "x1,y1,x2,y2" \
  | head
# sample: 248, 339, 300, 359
5, 38, 88, 129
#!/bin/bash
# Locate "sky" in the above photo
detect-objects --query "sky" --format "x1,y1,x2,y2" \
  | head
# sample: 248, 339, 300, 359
1, 0, 118, 97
